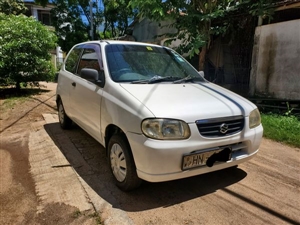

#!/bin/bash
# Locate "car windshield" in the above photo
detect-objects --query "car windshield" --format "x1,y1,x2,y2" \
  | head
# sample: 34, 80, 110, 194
105, 44, 205, 83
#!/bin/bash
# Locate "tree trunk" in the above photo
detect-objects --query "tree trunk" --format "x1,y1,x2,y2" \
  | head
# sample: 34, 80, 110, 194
103, 20, 108, 38
16, 81, 21, 91
198, 45, 207, 71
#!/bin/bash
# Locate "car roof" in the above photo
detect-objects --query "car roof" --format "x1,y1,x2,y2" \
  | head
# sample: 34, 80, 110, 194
76, 40, 164, 48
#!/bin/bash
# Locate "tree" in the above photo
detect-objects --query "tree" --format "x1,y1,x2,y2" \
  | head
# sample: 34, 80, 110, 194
102, 0, 136, 38
36, 0, 135, 51
0, 0, 27, 15
129, 0, 274, 70
35, 0, 95, 52
0, 13, 57, 89
49, 0, 90, 52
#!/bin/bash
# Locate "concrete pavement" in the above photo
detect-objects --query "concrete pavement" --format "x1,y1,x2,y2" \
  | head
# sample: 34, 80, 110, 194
28, 113, 133, 225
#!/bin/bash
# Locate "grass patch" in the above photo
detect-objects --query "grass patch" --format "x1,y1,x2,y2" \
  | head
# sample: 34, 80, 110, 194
71, 210, 102, 224
261, 113, 300, 148
1, 96, 29, 109
0, 86, 50, 110
89, 212, 102, 224
0, 87, 49, 99
71, 210, 82, 219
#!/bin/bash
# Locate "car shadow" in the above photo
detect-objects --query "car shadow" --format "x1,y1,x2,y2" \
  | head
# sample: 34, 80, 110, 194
44, 122, 247, 212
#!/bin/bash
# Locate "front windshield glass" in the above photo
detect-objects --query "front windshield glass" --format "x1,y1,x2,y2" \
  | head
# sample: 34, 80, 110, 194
105, 44, 205, 83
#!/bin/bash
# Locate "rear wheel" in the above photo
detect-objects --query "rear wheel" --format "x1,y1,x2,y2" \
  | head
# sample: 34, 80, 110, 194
108, 134, 142, 191
58, 100, 72, 129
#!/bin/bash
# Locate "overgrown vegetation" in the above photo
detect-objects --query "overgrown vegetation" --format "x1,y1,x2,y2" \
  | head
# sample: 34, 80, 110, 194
261, 113, 300, 148
0, 13, 57, 89
0, 0, 27, 15
35, 0, 135, 52
129, 0, 276, 70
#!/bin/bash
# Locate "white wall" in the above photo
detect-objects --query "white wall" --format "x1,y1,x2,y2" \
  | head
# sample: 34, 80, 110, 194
250, 19, 300, 100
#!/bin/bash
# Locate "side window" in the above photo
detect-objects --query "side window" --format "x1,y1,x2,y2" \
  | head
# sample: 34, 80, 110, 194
77, 48, 100, 76
65, 47, 82, 74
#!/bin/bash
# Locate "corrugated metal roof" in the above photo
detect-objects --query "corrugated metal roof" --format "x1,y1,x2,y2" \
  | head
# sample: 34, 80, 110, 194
274, 0, 300, 6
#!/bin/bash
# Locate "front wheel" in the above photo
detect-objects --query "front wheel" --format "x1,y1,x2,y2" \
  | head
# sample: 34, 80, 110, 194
58, 99, 72, 129
108, 134, 142, 191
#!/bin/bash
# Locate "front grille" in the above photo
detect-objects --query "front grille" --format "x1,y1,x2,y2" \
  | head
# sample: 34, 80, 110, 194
196, 116, 244, 138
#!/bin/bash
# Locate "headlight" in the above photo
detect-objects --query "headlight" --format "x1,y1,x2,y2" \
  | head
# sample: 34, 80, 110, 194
142, 119, 190, 140
249, 108, 261, 129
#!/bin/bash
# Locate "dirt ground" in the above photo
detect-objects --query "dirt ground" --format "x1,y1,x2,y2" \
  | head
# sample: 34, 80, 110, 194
0, 83, 299, 225
0, 83, 98, 225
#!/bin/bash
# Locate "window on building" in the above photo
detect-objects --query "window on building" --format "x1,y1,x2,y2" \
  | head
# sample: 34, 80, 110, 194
38, 10, 51, 26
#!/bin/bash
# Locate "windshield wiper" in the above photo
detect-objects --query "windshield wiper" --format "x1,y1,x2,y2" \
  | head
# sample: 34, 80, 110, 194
131, 76, 180, 84
173, 75, 194, 84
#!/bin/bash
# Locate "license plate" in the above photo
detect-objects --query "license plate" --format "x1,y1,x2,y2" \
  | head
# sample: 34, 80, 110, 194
182, 148, 228, 170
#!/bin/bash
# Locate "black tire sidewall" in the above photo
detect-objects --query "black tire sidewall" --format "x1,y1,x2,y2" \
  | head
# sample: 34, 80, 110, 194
58, 100, 72, 129
108, 134, 141, 191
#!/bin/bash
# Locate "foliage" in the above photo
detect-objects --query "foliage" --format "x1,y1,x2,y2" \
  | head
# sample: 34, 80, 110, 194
35, 0, 135, 52
261, 113, 300, 148
49, 0, 89, 52
129, 0, 275, 70
102, 0, 136, 38
248, 0, 274, 20
36, 0, 104, 52
0, 0, 26, 15
0, 13, 57, 89
99, 30, 113, 39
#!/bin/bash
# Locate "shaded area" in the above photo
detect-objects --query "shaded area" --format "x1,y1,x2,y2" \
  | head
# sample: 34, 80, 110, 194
44, 122, 247, 212
0, 87, 50, 99
43, 120, 300, 224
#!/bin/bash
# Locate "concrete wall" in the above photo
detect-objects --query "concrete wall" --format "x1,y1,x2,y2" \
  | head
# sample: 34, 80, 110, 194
132, 18, 177, 44
250, 19, 300, 100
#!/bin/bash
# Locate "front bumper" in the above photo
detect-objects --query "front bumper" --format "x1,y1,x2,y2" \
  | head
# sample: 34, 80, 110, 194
126, 123, 263, 182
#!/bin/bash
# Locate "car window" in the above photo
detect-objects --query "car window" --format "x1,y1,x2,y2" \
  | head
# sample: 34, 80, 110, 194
105, 44, 204, 83
77, 48, 101, 75
65, 47, 82, 74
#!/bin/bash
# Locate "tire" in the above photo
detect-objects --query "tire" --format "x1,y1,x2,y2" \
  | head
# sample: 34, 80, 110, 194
58, 99, 72, 129
108, 134, 142, 191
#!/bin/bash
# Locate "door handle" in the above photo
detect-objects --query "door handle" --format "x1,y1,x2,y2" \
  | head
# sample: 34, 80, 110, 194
72, 82, 76, 87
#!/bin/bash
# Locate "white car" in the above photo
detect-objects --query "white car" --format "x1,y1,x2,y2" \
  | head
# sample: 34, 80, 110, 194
56, 40, 263, 191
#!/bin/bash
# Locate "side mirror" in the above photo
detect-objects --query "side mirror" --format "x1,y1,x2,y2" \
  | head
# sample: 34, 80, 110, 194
80, 68, 105, 88
198, 71, 204, 78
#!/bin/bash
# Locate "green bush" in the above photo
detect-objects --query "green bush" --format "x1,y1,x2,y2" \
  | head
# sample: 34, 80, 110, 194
0, 13, 57, 89
261, 113, 300, 148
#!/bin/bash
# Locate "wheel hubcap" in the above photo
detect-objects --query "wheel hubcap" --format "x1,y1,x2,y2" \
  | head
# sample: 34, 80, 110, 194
110, 143, 127, 182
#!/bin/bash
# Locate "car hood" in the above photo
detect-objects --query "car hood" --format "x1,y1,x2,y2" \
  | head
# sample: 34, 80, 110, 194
120, 82, 257, 123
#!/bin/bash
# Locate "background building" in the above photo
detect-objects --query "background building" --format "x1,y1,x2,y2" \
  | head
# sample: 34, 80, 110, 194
24, 0, 64, 69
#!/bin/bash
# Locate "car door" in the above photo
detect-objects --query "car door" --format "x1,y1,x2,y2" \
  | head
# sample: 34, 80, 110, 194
69, 43, 104, 143
58, 46, 82, 119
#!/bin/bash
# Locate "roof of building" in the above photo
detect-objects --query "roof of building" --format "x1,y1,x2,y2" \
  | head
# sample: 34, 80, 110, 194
274, 0, 300, 6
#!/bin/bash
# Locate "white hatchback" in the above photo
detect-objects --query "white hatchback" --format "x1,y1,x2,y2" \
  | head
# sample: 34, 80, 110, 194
56, 40, 263, 191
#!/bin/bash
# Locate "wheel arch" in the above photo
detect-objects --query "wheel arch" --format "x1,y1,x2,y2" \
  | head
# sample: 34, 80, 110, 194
56, 94, 61, 108
105, 125, 131, 156
106, 126, 142, 190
